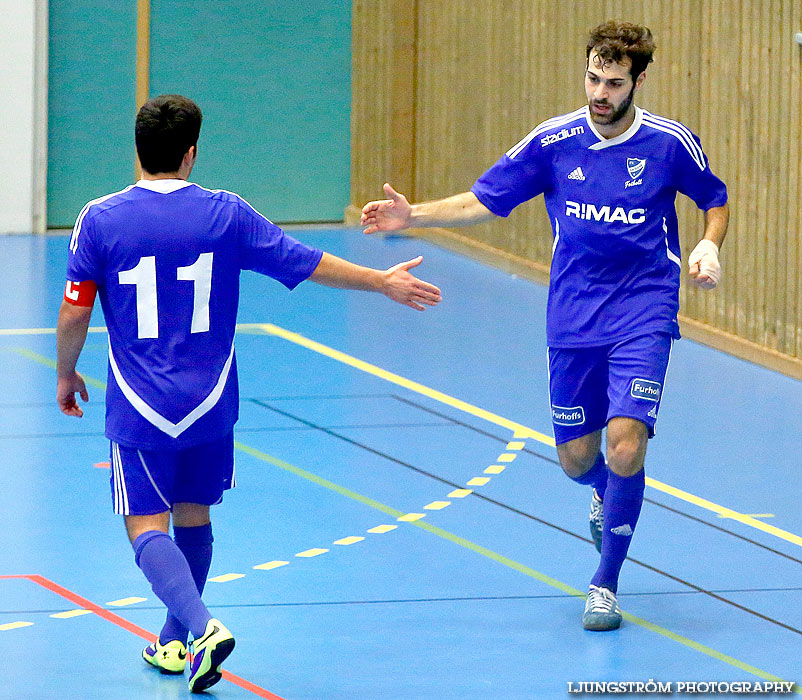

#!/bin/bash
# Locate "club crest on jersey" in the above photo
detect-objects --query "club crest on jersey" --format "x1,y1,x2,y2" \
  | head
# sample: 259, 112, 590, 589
627, 158, 646, 179
551, 405, 585, 426
631, 378, 661, 402
625, 158, 646, 188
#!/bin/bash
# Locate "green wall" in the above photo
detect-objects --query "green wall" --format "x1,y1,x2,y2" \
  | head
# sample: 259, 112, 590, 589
48, 0, 351, 227
48, 1, 137, 227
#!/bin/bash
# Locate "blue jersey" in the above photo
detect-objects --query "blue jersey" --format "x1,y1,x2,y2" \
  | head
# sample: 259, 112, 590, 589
66, 179, 323, 449
471, 106, 728, 348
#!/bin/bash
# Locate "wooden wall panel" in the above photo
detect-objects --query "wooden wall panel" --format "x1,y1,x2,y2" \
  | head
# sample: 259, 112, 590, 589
350, 0, 802, 369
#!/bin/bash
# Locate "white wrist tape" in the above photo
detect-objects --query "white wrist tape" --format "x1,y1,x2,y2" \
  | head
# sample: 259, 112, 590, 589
688, 239, 720, 287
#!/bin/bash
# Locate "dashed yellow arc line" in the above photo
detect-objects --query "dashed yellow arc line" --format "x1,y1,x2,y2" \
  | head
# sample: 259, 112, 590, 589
243, 323, 802, 551
2, 328, 799, 686
3, 322, 801, 549
234, 440, 799, 691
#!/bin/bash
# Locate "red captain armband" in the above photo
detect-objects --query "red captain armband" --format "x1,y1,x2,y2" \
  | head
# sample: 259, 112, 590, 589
64, 279, 97, 307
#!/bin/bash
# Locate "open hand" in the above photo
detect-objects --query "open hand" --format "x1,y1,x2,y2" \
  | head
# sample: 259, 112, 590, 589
361, 184, 413, 234
382, 256, 442, 310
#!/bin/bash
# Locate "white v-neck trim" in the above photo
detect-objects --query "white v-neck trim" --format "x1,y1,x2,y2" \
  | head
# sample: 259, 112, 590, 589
135, 179, 194, 193
585, 106, 643, 150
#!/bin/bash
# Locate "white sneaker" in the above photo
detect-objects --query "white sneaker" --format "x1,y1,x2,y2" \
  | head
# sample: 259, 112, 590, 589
589, 489, 604, 553
582, 585, 622, 631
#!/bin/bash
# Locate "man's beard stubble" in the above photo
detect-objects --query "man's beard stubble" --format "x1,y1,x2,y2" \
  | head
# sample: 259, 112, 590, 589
590, 84, 636, 126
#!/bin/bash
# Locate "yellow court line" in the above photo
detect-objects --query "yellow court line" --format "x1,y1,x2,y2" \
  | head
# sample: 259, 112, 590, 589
2, 336, 797, 686
0, 621, 34, 631
333, 536, 365, 546
106, 596, 146, 607
6, 325, 802, 550
253, 561, 289, 571
646, 479, 802, 547
249, 323, 555, 445
397, 513, 425, 522
243, 322, 802, 552
50, 609, 92, 619
234, 440, 800, 691
208, 573, 245, 583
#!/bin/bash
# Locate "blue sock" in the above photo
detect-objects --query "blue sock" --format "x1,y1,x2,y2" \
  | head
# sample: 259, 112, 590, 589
568, 452, 609, 499
133, 530, 212, 641
158, 524, 214, 645
590, 469, 645, 593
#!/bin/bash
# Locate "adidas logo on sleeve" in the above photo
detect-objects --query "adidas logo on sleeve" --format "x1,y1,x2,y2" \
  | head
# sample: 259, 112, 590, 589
567, 167, 585, 181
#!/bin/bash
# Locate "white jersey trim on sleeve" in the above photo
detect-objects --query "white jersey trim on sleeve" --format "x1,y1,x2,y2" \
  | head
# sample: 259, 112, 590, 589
642, 111, 705, 163
108, 340, 235, 439
193, 184, 275, 225
506, 108, 586, 160
69, 186, 135, 253
641, 112, 706, 170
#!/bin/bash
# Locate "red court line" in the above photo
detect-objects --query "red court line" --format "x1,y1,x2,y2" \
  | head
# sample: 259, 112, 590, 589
0, 574, 287, 700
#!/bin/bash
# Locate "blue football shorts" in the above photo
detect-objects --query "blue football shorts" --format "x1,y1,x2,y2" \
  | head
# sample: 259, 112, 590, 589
547, 332, 673, 445
109, 432, 235, 515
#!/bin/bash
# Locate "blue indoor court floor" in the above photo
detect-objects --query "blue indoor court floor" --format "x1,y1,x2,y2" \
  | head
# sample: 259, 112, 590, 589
1, 228, 800, 699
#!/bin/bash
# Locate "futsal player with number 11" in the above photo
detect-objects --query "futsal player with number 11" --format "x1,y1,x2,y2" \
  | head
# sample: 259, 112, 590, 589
57, 94, 441, 692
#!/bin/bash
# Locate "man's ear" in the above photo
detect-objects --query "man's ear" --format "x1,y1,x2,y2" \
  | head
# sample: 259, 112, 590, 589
635, 70, 647, 90
183, 145, 197, 170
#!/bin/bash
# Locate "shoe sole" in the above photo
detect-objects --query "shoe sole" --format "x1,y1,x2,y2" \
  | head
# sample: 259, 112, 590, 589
583, 615, 622, 631
189, 637, 236, 693
142, 648, 186, 675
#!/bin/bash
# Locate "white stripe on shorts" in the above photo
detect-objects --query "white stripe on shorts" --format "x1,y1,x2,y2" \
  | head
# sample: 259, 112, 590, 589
111, 444, 119, 514
111, 445, 119, 513
113, 444, 122, 514
112, 443, 130, 515
138, 450, 172, 510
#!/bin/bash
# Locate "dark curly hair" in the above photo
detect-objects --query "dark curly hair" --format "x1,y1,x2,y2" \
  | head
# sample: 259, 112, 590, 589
586, 21, 656, 81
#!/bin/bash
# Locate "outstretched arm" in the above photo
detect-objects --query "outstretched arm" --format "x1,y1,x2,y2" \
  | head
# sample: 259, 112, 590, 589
309, 252, 442, 311
361, 184, 496, 234
56, 300, 92, 416
688, 203, 729, 289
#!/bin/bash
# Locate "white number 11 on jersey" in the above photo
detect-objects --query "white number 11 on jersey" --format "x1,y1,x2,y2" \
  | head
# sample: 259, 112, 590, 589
118, 253, 213, 339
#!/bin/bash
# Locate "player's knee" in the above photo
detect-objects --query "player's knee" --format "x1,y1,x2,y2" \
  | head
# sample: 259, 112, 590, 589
557, 441, 600, 478
607, 435, 646, 476
607, 418, 647, 473
173, 502, 211, 528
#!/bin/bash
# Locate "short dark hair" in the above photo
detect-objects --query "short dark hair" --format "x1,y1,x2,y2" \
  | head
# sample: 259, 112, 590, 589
586, 21, 656, 81
135, 94, 202, 174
